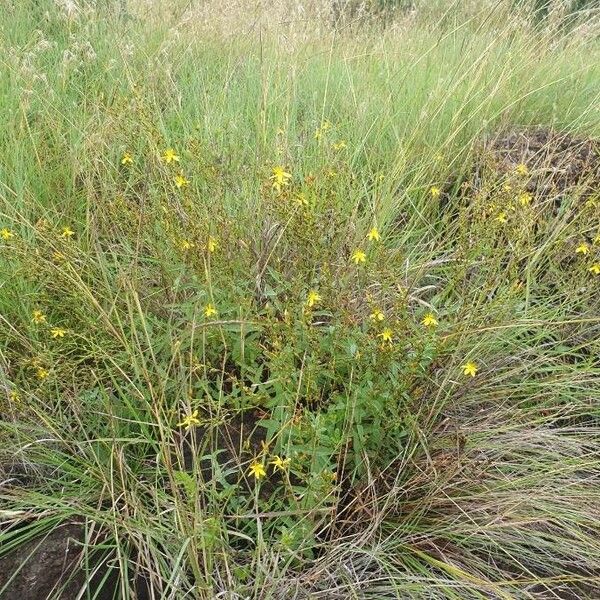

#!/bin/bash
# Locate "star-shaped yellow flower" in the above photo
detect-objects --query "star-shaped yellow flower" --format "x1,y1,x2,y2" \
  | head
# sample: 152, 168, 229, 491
462, 361, 478, 377
588, 263, 600, 275
36, 367, 49, 380
32, 310, 46, 324
495, 212, 508, 224
1, 228, 15, 240
204, 303, 217, 318
378, 328, 393, 344
174, 173, 189, 188
270, 166, 292, 192
60, 226, 75, 238
575, 243, 589, 255
50, 327, 67, 338
270, 455, 291, 472
306, 290, 321, 308
163, 148, 180, 164
518, 192, 532, 206
367, 227, 380, 242
421, 313, 438, 328
249, 460, 266, 480
177, 409, 201, 430
515, 163, 529, 176
121, 152, 133, 165
351, 249, 366, 264
430, 186, 441, 199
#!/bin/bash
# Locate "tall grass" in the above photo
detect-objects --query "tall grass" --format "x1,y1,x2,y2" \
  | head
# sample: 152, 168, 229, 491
1, 0, 600, 598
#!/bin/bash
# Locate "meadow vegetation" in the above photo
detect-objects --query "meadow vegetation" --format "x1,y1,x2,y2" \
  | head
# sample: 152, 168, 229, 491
1, 0, 600, 597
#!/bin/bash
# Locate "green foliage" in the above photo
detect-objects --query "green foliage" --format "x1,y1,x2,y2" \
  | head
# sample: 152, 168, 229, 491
1, 1, 600, 598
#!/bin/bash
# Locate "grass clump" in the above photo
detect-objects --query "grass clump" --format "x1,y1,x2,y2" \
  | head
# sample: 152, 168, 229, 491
1, 0, 600, 598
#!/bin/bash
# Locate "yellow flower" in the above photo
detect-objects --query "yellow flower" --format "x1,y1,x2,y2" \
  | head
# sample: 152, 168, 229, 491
575, 243, 589, 255
1, 228, 15, 240
60, 226, 74, 238
421, 313, 438, 328
306, 290, 322, 308
36, 367, 49, 380
588, 263, 600, 275
515, 163, 529, 176
207, 236, 218, 253
121, 152, 133, 165
50, 327, 67, 338
270, 455, 291, 472
462, 361, 478, 377
369, 308, 384, 322
332, 140, 347, 150
9, 389, 20, 403
204, 303, 217, 318
430, 186, 441, 199
249, 460, 266, 480
32, 310, 46, 324
270, 166, 292, 192
367, 227, 380, 242
378, 328, 393, 344
163, 148, 180, 164
495, 212, 508, 224
351, 249, 366, 264
177, 409, 201, 430
518, 192, 532, 206
179, 239, 194, 251
174, 173, 189, 188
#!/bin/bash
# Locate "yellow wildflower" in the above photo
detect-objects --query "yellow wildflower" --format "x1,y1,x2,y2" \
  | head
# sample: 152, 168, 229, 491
367, 227, 380, 242
270, 455, 291, 472
50, 327, 67, 338
36, 367, 49, 380
430, 186, 441, 199
575, 243, 590, 255
495, 212, 508, 224
204, 303, 217, 318
332, 140, 347, 151
270, 166, 292, 192
421, 313, 438, 328
462, 362, 478, 377
121, 152, 133, 165
179, 239, 194, 251
249, 460, 266, 480
306, 290, 322, 308
60, 226, 74, 238
207, 236, 218, 253
1, 228, 15, 240
515, 163, 529, 176
588, 263, 600, 275
351, 249, 366, 264
379, 328, 393, 344
177, 409, 201, 430
163, 148, 180, 164
174, 173, 189, 188
9, 389, 20, 403
518, 192, 532, 206
369, 308, 384, 322
32, 310, 46, 324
